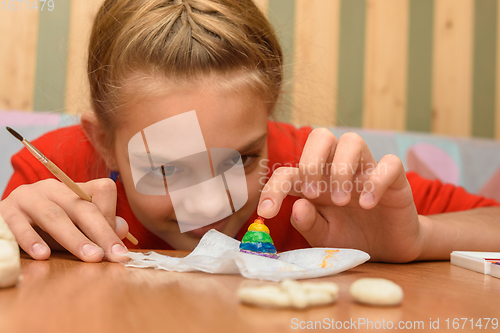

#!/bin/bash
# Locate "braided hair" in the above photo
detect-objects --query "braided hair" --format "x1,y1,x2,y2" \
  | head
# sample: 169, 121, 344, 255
88, 0, 283, 148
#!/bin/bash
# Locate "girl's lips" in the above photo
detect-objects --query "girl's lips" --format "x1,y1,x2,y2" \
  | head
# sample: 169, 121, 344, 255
185, 218, 229, 238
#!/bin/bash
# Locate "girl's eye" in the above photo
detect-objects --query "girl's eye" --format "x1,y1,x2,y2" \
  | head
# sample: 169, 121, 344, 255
161, 165, 176, 176
231, 155, 241, 165
148, 164, 182, 178
226, 154, 260, 168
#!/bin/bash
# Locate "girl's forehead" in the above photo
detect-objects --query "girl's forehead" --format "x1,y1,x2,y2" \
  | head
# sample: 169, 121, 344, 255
116, 81, 269, 149
118, 71, 270, 112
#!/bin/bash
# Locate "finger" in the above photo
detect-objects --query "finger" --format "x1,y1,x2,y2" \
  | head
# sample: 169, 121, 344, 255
258, 166, 336, 219
53, 197, 129, 261
20, 197, 105, 262
298, 128, 338, 199
257, 167, 301, 218
330, 133, 376, 205
80, 178, 118, 231
359, 154, 409, 210
290, 198, 330, 247
39, 179, 129, 261
2, 209, 51, 260
114, 216, 129, 240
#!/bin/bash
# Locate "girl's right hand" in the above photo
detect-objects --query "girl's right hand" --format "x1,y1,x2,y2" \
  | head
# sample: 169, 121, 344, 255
0, 178, 129, 262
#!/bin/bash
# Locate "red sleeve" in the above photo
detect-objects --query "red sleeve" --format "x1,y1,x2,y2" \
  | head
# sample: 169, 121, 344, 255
2, 125, 106, 200
2, 152, 54, 200
1, 125, 173, 251
407, 171, 500, 215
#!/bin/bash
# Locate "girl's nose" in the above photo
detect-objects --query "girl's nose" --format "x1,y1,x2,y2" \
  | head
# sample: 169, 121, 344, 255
178, 175, 232, 221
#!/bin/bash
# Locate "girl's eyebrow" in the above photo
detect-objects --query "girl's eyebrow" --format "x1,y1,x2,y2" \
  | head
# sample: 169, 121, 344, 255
130, 132, 267, 160
130, 152, 172, 165
235, 133, 267, 154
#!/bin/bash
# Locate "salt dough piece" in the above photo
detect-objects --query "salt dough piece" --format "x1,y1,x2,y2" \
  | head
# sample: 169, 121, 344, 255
0, 213, 21, 288
237, 279, 339, 309
349, 278, 403, 306
239, 217, 278, 259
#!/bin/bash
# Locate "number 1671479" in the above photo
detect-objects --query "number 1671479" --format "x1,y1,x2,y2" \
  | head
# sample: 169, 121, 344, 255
2, 0, 55, 12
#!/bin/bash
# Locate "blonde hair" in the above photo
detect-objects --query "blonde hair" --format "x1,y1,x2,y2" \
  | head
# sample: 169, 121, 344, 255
88, 0, 283, 143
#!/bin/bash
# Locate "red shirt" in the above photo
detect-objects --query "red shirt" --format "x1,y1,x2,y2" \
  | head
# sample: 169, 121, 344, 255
3, 122, 499, 251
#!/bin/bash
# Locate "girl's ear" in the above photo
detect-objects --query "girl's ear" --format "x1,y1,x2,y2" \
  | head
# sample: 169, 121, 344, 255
81, 112, 118, 170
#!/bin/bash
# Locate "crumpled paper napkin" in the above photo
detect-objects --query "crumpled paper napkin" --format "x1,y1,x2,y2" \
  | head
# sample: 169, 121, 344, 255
124, 230, 370, 281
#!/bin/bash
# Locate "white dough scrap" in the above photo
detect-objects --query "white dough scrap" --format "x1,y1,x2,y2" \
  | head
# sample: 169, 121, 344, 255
349, 278, 403, 306
0, 213, 21, 288
237, 279, 339, 309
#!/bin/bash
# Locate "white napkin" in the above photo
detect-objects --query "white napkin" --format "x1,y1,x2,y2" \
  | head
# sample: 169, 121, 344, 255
124, 230, 370, 281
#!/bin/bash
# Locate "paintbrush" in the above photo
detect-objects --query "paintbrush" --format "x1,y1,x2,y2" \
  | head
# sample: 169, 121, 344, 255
6, 126, 139, 245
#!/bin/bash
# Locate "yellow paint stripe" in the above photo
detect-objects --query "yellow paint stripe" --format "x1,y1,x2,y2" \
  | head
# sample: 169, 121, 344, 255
431, 0, 474, 137
496, 0, 500, 141
0, 8, 39, 111
363, 0, 409, 131
65, 0, 105, 115
292, 0, 340, 127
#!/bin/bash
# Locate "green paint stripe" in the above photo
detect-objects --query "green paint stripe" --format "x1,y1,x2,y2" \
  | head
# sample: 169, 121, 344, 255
268, 0, 296, 123
336, 0, 366, 127
472, 0, 497, 138
406, 0, 434, 133
34, 1, 72, 112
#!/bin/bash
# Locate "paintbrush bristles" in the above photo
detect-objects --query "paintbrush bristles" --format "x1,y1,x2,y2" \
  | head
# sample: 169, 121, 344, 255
6, 127, 23, 141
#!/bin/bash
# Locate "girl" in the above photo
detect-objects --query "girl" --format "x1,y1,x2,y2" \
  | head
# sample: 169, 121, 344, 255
1, 0, 499, 263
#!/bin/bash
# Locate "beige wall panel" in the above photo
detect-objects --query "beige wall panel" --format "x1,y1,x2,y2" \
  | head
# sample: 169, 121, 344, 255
432, 0, 474, 137
363, 0, 409, 131
0, 9, 39, 111
496, 0, 500, 141
292, 0, 340, 127
65, 0, 105, 115
253, 0, 268, 15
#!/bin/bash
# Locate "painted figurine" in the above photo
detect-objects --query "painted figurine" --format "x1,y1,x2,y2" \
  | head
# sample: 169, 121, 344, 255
239, 217, 279, 259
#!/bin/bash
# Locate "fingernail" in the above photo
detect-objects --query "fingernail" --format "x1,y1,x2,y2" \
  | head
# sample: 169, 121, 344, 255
332, 188, 347, 204
112, 244, 128, 255
259, 199, 274, 212
115, 216, 126, 231
32, 243, 47, 256
82, 244, 101, 257
360, 191, 375, 206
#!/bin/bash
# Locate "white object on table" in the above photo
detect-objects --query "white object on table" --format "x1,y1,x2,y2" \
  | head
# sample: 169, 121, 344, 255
0, 213, 21, 288
450, 251, 500, 278
125, 229, 370, 281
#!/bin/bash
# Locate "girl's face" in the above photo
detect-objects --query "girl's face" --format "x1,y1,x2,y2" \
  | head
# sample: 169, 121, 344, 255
113, 78, 269, 250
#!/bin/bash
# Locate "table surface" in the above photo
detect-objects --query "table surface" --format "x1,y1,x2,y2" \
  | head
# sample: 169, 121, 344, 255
1, 251, 499, 333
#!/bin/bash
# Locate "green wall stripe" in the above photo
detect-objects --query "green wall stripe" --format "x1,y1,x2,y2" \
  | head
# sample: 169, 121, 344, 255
268, 0, 296, 123
336, 0, 366, 127
34, 1, 72, 112
406, 0, 434, 133
472, 0, 497, 138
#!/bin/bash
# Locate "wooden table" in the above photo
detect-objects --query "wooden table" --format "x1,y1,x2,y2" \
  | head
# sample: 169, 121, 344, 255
0, 251, 499, 333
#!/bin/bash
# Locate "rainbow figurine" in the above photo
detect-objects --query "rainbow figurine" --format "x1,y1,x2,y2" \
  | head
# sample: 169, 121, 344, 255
239, 217, 279, 259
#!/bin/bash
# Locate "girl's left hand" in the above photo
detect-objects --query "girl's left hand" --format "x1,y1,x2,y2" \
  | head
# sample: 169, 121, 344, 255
257, 128, 423, 262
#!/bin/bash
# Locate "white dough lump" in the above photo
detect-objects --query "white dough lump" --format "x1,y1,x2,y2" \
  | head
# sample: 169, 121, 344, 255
349, 278, 403, 306
237, 279, 339, 309
0, 213, 21, 288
